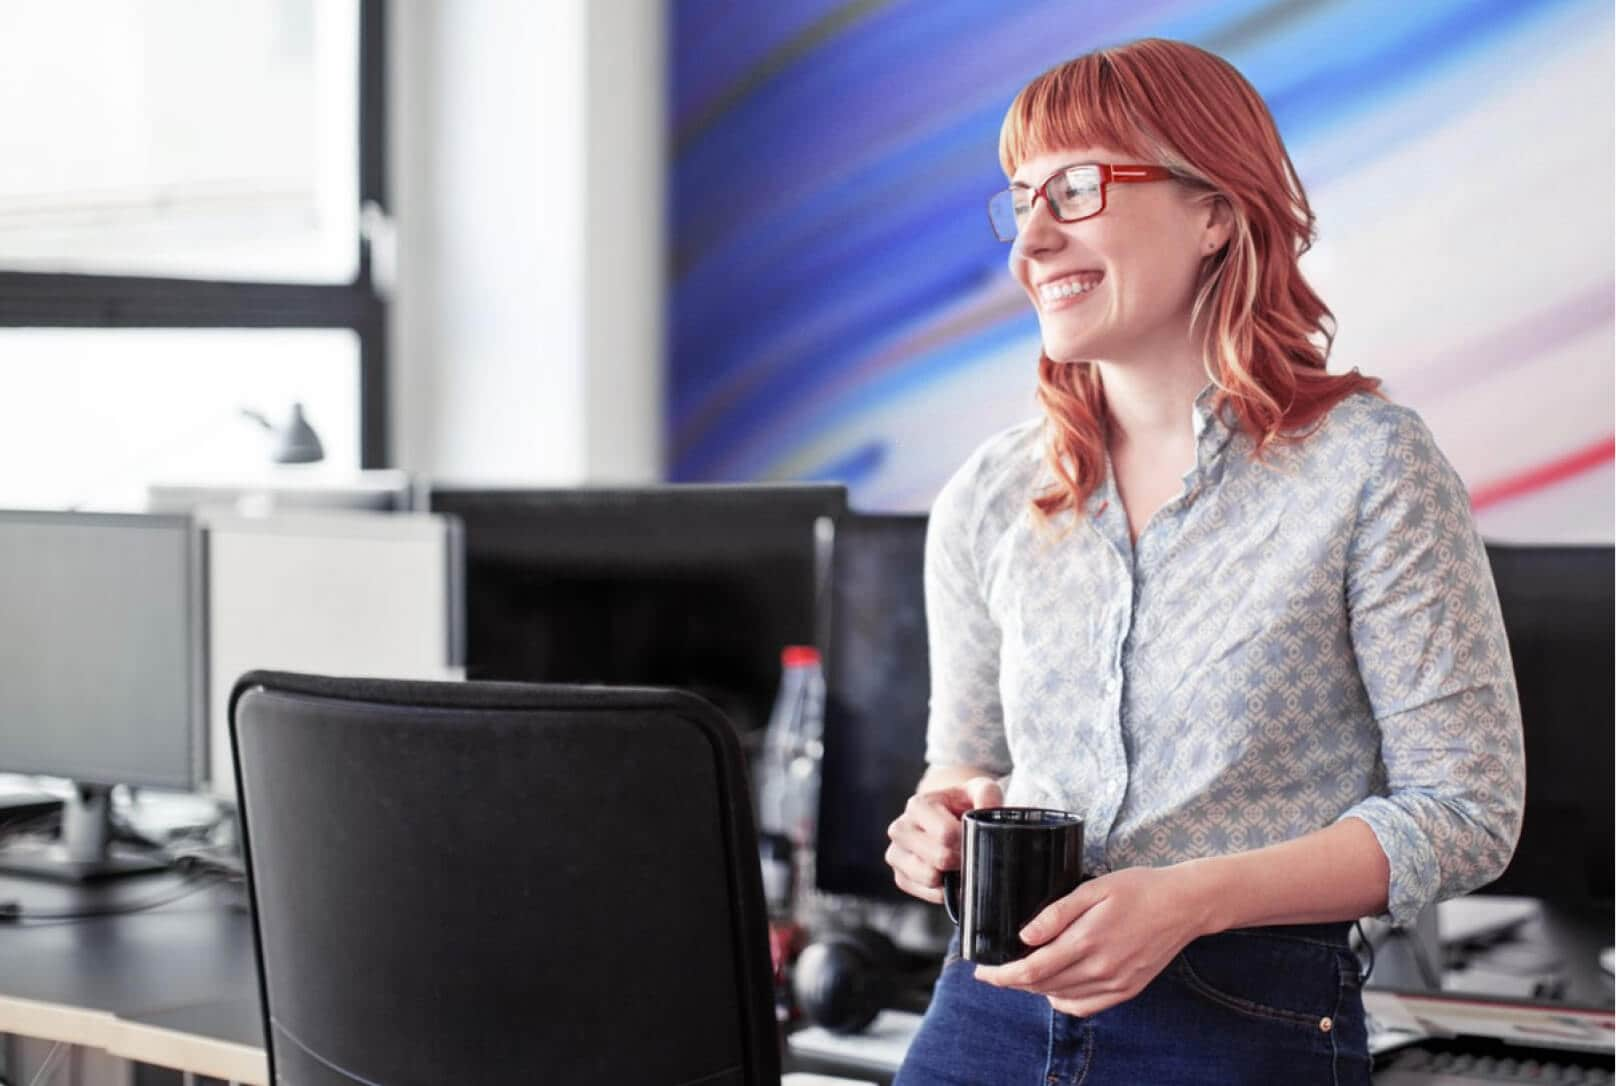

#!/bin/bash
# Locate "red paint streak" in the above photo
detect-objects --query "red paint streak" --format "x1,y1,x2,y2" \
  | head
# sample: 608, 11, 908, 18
1470, 436, 1615, 511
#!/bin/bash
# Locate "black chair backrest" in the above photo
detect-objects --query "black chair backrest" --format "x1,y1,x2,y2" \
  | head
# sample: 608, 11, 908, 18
230, 671, 779, 1086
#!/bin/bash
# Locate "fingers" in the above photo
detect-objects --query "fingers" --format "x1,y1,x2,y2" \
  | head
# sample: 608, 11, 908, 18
892, 870, 946, 905
1044, 976, 1120, 1003
883, 777, 1006, 906
965, 775, 1004, 810
1048, 989, 1126, 1018
906, 789, 969, 841
1020, 882, 1098, 946
885, 788, 970, 903
885, 840, 945, 891
975, 914, 1098, 990
923, 785, 977, 820
984, 947, 1108, 996
884, 835, 948, 904
889, 791, 964, 873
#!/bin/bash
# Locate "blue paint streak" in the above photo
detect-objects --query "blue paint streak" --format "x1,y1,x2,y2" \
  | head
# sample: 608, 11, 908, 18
668, 0, 1602, 483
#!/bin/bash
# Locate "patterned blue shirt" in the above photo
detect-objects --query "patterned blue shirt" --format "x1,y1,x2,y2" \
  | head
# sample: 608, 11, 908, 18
924, 387, 1526, 927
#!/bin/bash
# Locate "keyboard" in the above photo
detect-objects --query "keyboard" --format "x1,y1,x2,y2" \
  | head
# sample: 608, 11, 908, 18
1368, 1007, 1431, 1056
1377, 1046, 1614, 1083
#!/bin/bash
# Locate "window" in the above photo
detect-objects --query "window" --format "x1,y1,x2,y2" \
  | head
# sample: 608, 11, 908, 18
0, 0, 389, 505
0, 328, 360, 509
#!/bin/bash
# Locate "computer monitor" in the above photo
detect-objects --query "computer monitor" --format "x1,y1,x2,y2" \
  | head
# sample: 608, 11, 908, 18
203, 511, 465, 800
813, 530, 1616, 910
0, 510, 204, 879
426, 484, 847, 737
815, 513, 930, 900
147, 469, 418, 516
1477, 543, 1613, 906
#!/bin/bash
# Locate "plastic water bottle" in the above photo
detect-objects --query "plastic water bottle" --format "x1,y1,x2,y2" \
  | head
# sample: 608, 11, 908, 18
756, 646, 825, 916
758, 646, 825, 842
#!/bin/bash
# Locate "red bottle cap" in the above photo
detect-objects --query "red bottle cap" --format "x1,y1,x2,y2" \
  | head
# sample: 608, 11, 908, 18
780, 645, 820, 668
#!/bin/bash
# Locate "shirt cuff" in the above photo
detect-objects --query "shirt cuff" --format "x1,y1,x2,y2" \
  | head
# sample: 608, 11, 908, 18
1335, 799, 1441, 928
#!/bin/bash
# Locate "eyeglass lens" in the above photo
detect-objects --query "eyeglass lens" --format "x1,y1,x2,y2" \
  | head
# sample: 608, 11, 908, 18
989, 166, 1103, 241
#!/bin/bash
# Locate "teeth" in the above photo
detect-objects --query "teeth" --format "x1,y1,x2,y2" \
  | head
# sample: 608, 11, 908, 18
1040, 275, 1102, 303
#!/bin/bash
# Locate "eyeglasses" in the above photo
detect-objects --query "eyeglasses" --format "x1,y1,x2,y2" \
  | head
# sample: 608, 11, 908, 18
987, 163, 1175, 242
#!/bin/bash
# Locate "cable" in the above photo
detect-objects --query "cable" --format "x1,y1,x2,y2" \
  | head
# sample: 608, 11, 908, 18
1352, 918, 1376, 984
166, 843, 246, 881
0, 873, 223, 925
25, 1041, 64, 1086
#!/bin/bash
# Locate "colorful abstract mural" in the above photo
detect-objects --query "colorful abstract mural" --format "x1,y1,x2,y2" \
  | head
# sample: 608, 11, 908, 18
669, 0, 1614, 541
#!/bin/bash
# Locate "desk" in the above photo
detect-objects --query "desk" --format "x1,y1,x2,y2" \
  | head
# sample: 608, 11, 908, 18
5, 872, 1608, 1085
0, 873, 264, 1085
0, 874, 875, 1086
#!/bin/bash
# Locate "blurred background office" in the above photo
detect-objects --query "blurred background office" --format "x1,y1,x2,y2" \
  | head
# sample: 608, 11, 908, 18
0, 0, 1608, 535
0, 3, 1611, 1081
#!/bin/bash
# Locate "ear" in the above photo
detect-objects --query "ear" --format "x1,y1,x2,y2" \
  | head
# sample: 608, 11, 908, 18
1197, 192, 1234, 256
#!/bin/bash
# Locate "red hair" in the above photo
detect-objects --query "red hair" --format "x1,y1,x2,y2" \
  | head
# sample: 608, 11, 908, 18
999, 38, 1382, 518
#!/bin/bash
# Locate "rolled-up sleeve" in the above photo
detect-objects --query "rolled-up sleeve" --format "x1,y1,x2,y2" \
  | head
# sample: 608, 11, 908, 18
1334, 408, 1526, 927
924, 455, 1013, 776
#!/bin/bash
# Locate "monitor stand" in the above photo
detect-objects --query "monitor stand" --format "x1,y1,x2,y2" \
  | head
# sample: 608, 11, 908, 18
0, 783, 168, 882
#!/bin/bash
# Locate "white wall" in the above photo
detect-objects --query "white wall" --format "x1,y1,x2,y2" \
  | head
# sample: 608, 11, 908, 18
389, 0, 663, 484
584, 2, 666, 482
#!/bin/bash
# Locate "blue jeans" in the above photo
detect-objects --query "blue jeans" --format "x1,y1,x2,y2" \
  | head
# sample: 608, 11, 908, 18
895, 922, 1370, 1086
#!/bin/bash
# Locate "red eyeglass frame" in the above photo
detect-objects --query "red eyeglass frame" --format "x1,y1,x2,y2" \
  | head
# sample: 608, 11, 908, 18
990, 163, 1176, 240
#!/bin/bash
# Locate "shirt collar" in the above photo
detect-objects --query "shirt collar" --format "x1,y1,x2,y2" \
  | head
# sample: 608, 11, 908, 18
1084, 382, 1240, 528
1190, 382, 1238, 467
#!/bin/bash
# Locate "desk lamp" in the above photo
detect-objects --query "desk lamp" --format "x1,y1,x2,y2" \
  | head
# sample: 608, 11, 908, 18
240, 403, 324, 464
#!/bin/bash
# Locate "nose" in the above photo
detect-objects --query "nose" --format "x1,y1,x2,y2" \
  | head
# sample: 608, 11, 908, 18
1013, 193, 1065, 261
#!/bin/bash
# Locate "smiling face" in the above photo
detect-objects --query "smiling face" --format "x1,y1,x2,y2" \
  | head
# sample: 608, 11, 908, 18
1009, 144, 1231, 368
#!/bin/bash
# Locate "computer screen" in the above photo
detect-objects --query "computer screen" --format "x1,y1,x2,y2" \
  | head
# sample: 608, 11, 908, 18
0, 510, 203, 791
204, 511, 465, 798
1477, 543, 1613, 905
815, 513, 930, 899
427, 484, 847, 736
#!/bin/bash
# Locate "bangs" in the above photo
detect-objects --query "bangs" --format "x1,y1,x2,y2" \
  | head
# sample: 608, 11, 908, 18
998, 52, 1157, 178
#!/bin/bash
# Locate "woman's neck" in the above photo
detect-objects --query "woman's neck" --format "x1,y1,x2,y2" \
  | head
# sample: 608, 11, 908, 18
1095, 353, 1208, 452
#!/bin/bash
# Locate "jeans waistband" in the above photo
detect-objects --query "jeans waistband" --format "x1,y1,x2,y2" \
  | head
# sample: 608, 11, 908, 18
1214, 920, 1354, 949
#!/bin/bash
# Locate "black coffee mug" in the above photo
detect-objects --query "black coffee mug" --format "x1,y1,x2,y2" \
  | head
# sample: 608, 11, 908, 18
943, 807, 1085, 965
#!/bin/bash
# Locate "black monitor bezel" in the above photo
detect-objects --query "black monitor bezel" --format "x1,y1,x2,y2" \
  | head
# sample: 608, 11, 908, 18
427, 482, 847, 737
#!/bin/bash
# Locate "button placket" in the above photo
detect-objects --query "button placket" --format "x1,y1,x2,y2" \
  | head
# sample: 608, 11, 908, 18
1080, 557, 1133, 868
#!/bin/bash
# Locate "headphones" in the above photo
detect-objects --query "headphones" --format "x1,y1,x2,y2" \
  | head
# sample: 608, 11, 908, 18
791, 926, 902, 1034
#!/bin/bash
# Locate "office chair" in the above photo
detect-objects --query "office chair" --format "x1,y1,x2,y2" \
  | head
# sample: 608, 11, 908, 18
230, 670, 780, 1086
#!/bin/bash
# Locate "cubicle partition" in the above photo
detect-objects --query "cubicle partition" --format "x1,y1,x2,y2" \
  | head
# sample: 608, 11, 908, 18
202, 511, 464, 798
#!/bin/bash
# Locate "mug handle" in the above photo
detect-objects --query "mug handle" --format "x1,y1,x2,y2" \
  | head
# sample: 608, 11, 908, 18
942, 869, 961, 926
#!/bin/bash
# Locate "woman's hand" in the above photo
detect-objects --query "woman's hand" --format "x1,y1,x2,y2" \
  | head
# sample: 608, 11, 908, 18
884, 776, 1003, 904
972, 865, 1213, 1016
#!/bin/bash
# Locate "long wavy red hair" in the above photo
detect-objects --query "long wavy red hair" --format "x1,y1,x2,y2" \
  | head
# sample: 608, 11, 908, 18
1001, 38, 1381, 518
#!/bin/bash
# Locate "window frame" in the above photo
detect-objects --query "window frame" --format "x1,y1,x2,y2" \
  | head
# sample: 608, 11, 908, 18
0, 0, 392, 469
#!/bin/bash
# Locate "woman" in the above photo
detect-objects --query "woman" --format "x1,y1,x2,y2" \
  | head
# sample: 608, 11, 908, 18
885, 38, 1525, 1085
